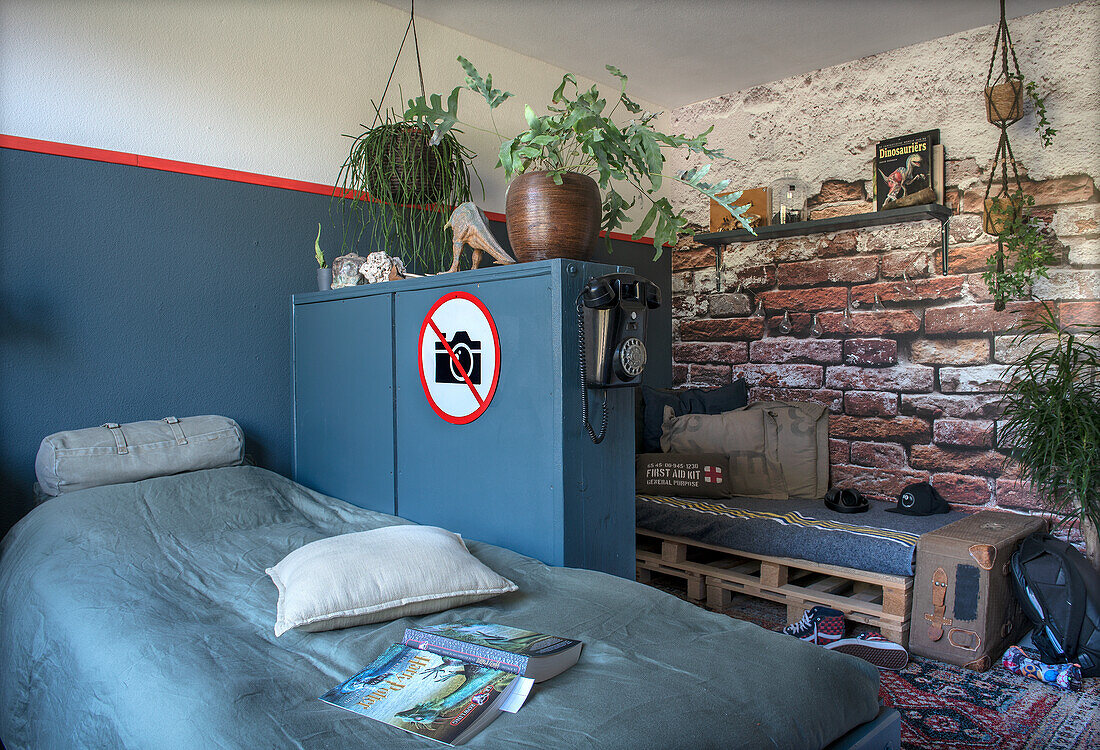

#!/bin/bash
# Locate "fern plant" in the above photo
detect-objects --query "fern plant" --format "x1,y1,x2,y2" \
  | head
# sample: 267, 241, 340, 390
999, 303, 1100, 567
405, 57, 753, 258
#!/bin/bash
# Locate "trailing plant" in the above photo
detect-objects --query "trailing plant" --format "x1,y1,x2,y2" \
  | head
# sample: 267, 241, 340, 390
314, 223, 326, 269
334, 112, 480, 274
405, 57, 753, 258
999, 303, 1100, 566
982, 190, 1057, 308
1024, 79, 1057, 148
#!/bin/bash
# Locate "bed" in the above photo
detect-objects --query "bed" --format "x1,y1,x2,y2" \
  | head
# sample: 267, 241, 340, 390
1, 466, 883, 749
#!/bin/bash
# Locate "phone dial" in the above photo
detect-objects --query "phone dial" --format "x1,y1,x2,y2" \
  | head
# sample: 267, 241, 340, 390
577, 273, 661, 443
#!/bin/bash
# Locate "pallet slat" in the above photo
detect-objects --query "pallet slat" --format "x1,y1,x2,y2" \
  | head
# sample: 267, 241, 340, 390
637, 527, 912, 647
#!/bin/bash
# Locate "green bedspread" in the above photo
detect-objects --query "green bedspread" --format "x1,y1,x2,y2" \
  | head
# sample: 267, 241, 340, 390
0, 466, 879, 749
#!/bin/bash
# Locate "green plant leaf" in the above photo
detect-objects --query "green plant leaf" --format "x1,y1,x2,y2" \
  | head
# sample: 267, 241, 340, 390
459, 56, 513, 108
552, 73, 577, 104
405, 87, 461, 145
314, 223, 326, 268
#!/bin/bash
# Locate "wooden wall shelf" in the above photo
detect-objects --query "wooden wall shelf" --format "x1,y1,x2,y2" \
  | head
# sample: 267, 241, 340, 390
695, 204, 953, 274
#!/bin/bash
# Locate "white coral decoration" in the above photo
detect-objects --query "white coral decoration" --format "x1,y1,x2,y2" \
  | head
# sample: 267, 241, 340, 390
360, 251, 407, 284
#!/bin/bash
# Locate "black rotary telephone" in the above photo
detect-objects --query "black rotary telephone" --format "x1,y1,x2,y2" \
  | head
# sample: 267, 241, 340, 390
577, 273, 661, 443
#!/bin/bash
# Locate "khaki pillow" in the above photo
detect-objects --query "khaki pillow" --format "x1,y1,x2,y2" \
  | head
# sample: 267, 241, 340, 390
747, 401, 830, 499
660, 406, 788, 500
636, 453, 732, 498
265, 525, 518, 636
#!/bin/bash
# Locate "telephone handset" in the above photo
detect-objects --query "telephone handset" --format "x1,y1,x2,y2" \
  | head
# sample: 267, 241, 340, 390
577, 273, 661, 443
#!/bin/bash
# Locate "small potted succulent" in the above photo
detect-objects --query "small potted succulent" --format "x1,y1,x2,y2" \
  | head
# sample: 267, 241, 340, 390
314, 223, 332, 291
405, 58, 752, 262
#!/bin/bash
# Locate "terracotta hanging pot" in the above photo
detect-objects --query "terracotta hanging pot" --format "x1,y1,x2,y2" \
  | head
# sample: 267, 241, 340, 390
983, 194, 1019, 235
984, 80, 1023, 125
505, 171, 602, 263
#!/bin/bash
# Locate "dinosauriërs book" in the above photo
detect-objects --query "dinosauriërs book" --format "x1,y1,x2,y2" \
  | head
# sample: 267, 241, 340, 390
403, 620, 583, 682
320, 622, 581, 745
874, 130, 942, 211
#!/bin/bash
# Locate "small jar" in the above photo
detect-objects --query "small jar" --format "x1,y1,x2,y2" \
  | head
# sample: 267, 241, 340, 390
769, 177, 809, 225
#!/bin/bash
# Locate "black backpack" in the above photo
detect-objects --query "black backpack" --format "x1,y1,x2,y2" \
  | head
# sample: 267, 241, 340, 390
1010, 533, 1100, 677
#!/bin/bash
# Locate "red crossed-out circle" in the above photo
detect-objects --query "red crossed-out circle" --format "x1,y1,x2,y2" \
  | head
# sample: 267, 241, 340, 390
417, 291, 501, 425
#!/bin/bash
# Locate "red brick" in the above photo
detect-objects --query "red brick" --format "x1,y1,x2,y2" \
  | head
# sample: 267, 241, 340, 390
765, 313, 814, 335
730, 364, 823, 389
758, 286, 848, 312
829, 439, 850, 465
672, 363, 688, 386
844, 391, 899, 417
825, 365, 934, 393
672, 342, 749, 365
946, 157, 981, 185
749, 387, 843, 412
850, 441, 908, 468
808, 179, 868, 207
723, 264, 776, 292
1061, 301, 1100, 328
680, 318, 766, 341
749, 337, 843, 364
947, 243, 997, 274
816, 231, 859, 258
776, 257, 878, 287
809, 202, 874, 221
995, 478, 1045, 511
925, 302, 1044, 335
934, 418, 995, 448
900, 394, 1004, 420
707, 293, 753, 317
687, 363, 731, 387
881, 250, 931, 279
672, 295, 706, 318
818, 310, 922, 336
843, 338, 898, 366
829, 416, 931, 443
909, 445, 1008, 476
672, 247, 716, 271
850, 276, 965, 305
910, 338, 990, 366
966, 274, 996, 303
1022, 175, 1098, 206
948, 214, 987, 244
932, 473, 993, 506
939, 365, 1012, 393
830, 464, 930, 501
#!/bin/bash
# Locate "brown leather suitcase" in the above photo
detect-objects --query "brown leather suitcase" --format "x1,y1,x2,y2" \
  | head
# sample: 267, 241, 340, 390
910, 510, 1045, 671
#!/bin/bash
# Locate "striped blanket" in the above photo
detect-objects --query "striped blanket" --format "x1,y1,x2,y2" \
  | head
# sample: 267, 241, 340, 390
636, 493, 964, 576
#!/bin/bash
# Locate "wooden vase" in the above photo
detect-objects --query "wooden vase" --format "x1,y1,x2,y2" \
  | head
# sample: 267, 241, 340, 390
505, 171, 602, 263
985, 80, 1023, 125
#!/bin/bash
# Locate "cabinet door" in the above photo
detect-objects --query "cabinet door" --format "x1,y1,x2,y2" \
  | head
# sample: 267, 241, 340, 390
394, 273, 563, 564
292, 294, 394, 513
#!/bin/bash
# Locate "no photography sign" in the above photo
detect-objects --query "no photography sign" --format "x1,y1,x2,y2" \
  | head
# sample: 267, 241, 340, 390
418, 291, 500, 424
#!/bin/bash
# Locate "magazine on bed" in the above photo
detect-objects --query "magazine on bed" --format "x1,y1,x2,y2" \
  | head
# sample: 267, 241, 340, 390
320, 622, 581, 745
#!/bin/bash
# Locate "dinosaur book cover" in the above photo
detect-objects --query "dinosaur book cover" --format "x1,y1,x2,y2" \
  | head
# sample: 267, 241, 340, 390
874, 129, 940, 211
402, 620, 583, 681
320, 644, 520, 745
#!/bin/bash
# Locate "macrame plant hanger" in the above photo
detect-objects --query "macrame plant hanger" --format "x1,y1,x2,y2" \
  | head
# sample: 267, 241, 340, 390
982, 0, 1025, 311
373, 0, 428, 129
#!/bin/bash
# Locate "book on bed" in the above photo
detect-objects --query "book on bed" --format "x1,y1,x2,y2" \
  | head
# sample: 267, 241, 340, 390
320, 621, 581, 745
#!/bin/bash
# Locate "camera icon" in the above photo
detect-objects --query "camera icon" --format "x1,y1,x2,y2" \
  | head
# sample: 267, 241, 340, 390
435, 331, 482, 385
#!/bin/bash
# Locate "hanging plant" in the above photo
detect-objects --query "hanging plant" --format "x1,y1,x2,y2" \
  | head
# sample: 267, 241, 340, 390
331, 4, 480, 275
982, 190, 1056, 307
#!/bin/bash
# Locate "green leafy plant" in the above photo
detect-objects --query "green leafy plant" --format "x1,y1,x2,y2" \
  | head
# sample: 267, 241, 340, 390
314, 223, 326, 269
334, 112, 480, 274
405, 57, 753, 258
1024, 79, 1057, 148
982, 190, 1057, 309
999, 303, 1100, 568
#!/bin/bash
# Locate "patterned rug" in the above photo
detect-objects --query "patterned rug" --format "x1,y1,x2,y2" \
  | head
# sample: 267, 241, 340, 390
646, 577, 1100, 750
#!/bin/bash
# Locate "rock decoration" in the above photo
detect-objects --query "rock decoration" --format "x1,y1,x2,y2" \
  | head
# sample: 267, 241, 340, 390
331, 253, 368, 289
444, 202, 516, 272
360, 251, 407, 284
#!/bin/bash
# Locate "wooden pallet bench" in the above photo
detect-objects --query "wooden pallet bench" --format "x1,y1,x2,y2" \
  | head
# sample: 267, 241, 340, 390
637, 527, 913, 647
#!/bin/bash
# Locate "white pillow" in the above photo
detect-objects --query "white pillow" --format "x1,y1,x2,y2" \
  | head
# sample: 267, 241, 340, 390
265, 525, 518, 636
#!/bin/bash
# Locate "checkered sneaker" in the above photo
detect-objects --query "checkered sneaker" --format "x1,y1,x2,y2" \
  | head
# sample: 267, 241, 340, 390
783, 606, 845, 645
825, 632, 909, 670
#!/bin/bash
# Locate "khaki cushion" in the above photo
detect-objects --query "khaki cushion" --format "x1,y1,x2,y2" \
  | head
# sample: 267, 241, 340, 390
746, 401, 830, 499
265, 525, 518, 636
660, 406, 787, 500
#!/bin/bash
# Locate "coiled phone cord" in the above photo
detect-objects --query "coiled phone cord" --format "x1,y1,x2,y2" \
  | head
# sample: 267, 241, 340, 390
576, 300, 608, 444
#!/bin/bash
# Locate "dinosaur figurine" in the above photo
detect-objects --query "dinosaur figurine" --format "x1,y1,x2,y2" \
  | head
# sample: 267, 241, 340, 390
444, 202, 516, 273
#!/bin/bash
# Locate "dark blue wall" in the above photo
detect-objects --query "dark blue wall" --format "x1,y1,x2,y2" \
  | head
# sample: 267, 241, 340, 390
0, 147, 670, 536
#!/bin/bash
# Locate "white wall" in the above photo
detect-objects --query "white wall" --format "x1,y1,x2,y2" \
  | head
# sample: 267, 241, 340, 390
667, 0, 1100, 227
0, 0, 667, 214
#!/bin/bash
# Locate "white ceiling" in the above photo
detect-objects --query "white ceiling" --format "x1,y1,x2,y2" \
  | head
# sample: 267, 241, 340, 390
380, 0, 1072, 108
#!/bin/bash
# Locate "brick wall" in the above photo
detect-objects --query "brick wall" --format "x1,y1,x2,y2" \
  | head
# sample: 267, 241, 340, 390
670, 172, 1099, 534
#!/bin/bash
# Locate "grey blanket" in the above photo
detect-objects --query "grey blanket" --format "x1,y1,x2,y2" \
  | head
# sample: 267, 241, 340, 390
637, 493, 965, 576
0, 467, 879, 749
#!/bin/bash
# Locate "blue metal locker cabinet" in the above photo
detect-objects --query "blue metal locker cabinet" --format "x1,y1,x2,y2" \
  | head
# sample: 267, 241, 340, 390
291, 259, 636, 578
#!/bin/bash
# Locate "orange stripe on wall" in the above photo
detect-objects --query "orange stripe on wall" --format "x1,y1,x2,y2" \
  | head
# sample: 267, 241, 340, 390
0, 134, 662, 247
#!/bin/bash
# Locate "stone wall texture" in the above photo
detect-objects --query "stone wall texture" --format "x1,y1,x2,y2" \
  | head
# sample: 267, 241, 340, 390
666, 1, 1100, 538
